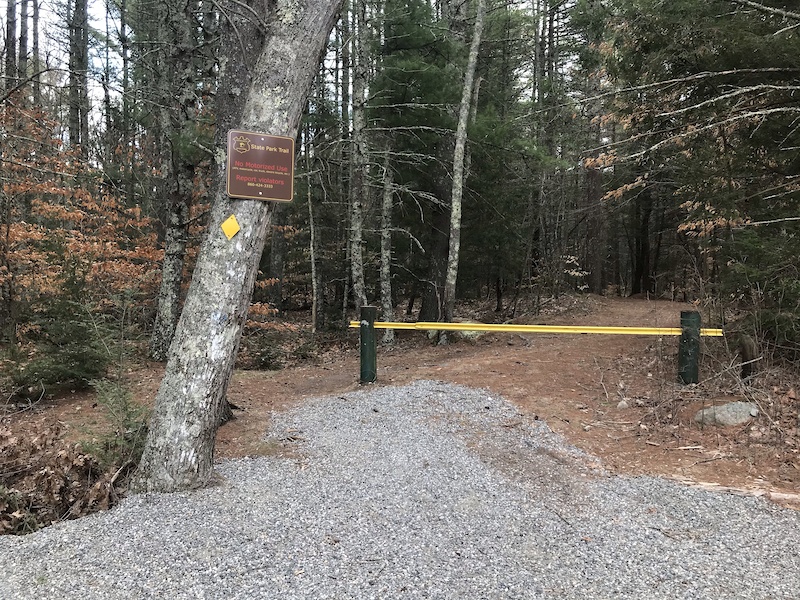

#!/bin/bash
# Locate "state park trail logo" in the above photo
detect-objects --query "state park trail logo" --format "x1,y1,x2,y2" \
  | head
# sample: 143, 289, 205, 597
233, 136, 251, 154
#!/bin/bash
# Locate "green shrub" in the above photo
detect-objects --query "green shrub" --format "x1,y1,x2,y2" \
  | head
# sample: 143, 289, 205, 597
11, 259, 114, 393
81, 379, 149, 472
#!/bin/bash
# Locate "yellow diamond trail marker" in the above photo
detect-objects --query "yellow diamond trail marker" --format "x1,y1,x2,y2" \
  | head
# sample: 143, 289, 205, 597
221, 214, 241, 240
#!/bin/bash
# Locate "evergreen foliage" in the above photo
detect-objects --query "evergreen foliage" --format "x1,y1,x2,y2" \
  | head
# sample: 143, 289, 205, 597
12, 259, 112, 391
573, 0, 800, 357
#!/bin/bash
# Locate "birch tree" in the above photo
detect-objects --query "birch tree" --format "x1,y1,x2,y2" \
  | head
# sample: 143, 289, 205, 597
442, 0, 484, 323
379, 150, 395, 343
348, 0, 369, 309
131, 0, 344, 493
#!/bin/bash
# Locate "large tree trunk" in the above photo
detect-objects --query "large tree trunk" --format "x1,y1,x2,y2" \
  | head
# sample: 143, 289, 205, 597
131, 0, 343, 494
120, 0, 133, 204
148, 183, 190, 361
629, 195, 653, 296
418, 205, 450, 322
148, 0, 210, 361
585, 167, 607, 294
307, 132, 324, 333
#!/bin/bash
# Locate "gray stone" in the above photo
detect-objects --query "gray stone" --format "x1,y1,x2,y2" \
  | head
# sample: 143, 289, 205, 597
454, 326, 485, 341
427, 322, 485, 342
694, 401, 759, 427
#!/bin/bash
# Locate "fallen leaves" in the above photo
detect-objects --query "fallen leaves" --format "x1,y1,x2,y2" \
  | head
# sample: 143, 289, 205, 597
0, 423, 115, 535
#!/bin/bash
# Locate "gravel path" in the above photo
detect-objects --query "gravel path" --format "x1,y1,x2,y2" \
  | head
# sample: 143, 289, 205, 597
1, 380, 798, 599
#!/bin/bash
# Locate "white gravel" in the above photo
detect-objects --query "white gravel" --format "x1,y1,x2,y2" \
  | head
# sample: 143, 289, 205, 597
1, 380, 798, 599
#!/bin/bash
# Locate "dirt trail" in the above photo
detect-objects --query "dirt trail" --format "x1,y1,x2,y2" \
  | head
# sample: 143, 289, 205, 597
214, 296, 797, 507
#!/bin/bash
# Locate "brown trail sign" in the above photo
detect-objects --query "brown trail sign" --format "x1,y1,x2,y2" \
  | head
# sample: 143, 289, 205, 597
227, 130, 295, 202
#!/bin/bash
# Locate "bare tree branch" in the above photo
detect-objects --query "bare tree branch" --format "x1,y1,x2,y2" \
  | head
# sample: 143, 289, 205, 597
735, 216, 800, 228
655, 85, 800, 118
520, 69, 800, 119
588, 107, 800, 160
1, 68, 57, 105
729, 0, 800, 22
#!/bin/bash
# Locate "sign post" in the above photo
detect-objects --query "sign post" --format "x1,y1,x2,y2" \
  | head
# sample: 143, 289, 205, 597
226, 130, 295, 202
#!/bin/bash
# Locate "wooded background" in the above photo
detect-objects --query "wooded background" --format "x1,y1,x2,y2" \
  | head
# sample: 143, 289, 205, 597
2, 0, 799, 392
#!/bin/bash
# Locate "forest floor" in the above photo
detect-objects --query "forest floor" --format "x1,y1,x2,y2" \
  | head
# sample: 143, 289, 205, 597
7, 295, 800, 510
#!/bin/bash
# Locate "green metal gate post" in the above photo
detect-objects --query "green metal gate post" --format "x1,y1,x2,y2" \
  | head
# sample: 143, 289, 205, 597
359, 306, 378, 384
678, 310, 701, 384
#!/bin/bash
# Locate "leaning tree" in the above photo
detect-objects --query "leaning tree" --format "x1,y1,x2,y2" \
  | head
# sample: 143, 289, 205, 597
131, 0, 344, 493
